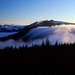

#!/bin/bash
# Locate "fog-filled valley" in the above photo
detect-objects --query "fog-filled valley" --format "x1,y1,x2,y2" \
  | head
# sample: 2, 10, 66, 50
1, 25, 75, 49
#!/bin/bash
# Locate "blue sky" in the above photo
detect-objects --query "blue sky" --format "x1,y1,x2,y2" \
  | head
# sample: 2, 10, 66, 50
0, 0, 75, 25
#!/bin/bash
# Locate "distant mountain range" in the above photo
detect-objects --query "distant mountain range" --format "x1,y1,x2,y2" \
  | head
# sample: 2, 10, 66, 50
0, 20, 75, 32
0, 20, 75, 41
0, 24, 25, 32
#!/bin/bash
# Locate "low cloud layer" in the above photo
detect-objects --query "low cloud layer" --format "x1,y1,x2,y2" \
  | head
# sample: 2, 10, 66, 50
53, 25, 75, 44
0, 25, 75, 49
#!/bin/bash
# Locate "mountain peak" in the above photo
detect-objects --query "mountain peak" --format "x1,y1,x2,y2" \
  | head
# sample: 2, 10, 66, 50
29, 20, 75, 28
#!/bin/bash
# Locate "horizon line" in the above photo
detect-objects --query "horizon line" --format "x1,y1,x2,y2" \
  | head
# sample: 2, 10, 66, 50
0, 19, 75, 25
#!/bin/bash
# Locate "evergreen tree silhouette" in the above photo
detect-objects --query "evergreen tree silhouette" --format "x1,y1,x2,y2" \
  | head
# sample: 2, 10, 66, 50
55, 41, 58, 46
46, 38, 49, 47
66, 42, 69, 46
25, 45, 28, 48
42, 40, 45, 47
64, 42, 66, 46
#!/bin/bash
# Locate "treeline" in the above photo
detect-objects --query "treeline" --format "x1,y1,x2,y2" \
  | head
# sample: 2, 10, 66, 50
0, 39, 75, 74
1, 38, 75, 50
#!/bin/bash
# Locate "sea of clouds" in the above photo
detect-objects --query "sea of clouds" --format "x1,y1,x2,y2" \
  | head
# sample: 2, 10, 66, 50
0, 25, 75, 49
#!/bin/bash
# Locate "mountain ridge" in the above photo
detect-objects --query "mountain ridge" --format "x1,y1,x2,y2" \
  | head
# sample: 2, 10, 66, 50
0, 24, 25, 32
29, 20, 75, 28
0, 20, 75, 41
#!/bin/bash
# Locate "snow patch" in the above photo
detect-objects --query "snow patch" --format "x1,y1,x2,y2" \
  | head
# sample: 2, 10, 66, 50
53, 21, 64, 24
0, 32, 18, 37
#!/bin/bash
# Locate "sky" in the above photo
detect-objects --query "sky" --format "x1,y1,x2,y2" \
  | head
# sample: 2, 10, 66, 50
0, 0, 75, 25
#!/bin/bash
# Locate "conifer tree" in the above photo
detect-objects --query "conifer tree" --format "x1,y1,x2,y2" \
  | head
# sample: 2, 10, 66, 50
55, 41, 58, 46
46, 38, 49, 46
42, 40, 45, 47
